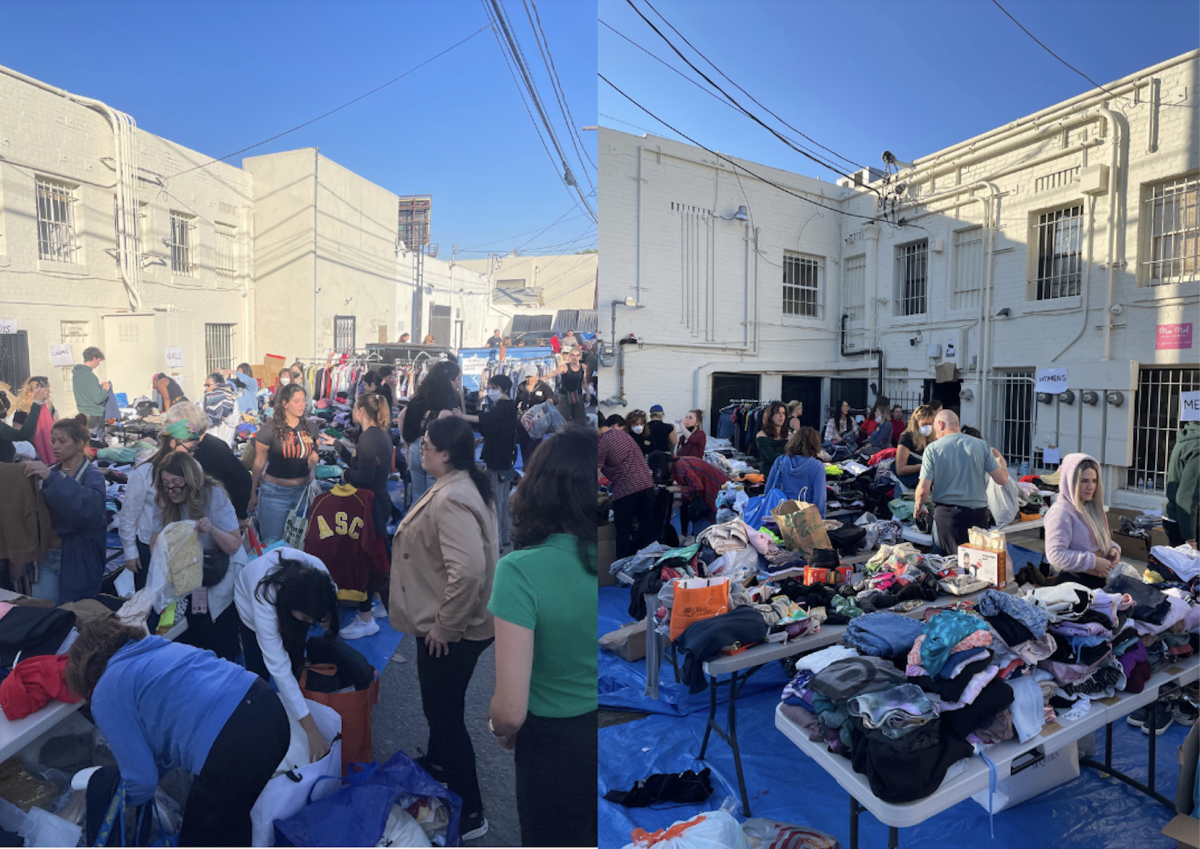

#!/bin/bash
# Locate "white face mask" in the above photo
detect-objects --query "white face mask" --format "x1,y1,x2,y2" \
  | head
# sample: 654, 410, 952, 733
632, 425, 644, 434
486, 389, 502, 402
279, 378, 291, 386
919, 424, 933, 436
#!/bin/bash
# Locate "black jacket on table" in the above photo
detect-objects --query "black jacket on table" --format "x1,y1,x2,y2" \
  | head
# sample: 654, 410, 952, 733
673, 606, 769, 693
193, 434, 251, 520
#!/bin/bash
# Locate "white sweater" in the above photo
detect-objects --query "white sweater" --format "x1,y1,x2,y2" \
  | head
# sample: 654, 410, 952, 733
117, 462, 158, 562
234, 547, 334, 723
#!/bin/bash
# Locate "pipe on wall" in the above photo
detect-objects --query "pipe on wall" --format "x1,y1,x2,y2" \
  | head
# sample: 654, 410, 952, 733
1099, 107, 1126, 361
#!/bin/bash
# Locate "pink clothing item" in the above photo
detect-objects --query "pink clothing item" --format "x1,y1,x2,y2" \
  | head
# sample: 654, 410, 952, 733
1044, 453, 1120, 573
992, 628, 1058, 665
737, 519, 778, 556
936, 665, 1002, 711
32, 406, 54, 465
0, 602, 12, 620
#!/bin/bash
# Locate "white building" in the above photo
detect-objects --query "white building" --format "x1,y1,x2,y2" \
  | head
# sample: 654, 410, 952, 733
597, 49, 1199, 510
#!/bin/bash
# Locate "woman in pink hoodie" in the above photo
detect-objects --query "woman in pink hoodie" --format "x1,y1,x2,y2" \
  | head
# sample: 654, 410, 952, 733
1044, 452, 1121, 585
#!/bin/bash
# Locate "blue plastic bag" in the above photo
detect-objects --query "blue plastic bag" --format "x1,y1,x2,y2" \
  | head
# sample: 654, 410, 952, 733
743, 489, 786, 530
274, 751, 463, 847
93, 781, 178, 848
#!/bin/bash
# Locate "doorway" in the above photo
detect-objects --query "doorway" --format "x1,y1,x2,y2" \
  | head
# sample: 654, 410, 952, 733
0, 330, 30, 390
709, 373, 761, 437
829, 377, 869, 420
923, 379, 962, 418
781, 376, 822, 430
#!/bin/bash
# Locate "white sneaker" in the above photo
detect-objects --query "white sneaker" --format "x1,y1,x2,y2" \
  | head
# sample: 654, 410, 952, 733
370, 598, 388, 619
341, 617, 379, 640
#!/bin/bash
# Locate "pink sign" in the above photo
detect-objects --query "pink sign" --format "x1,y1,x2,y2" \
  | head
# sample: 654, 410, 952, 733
1157, 323, 1193, 350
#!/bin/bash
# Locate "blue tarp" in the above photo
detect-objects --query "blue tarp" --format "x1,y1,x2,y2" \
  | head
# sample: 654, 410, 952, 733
598, 692, 1193, 849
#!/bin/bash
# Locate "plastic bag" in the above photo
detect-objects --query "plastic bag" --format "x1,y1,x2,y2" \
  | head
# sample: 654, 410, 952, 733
622, 797, 748, 849
742, 817, 839, 849
376, 805, 432, 847
986, 474, 1024, 527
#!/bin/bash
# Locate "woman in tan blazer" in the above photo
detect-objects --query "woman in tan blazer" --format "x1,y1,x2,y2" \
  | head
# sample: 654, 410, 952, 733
390, 416, 497, 841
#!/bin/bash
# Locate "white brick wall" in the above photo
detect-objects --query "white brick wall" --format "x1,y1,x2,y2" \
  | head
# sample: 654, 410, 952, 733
598, 50, 1199, 505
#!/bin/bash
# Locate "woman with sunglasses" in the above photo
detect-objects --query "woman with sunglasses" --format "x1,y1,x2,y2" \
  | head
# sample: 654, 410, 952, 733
149, 452, 246, 660
391, 417, 498, 841
21, 419, 106, 602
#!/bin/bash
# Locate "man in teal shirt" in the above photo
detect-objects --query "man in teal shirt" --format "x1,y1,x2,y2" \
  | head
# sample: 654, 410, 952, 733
914, 410, 1009, 555
72, 346, 110, 427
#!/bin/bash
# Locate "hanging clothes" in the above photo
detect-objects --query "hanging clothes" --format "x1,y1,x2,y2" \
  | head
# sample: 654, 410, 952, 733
302, 484, 388, 604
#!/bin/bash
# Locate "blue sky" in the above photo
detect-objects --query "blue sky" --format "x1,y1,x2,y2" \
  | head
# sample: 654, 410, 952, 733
599, 0, 1198, 184
0, 0, 597, 258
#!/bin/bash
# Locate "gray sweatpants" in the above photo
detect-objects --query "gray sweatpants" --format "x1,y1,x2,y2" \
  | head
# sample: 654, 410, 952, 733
487, 469, 514, 553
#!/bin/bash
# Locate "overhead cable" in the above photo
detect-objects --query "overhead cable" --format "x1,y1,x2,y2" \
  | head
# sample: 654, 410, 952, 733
525, 0, 599, 179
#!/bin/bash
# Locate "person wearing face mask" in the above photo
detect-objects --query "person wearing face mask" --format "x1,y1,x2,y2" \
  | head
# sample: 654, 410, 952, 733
895, 404, 936, 491
675, 409, 706, 459
755, 402, 789, 479
274, 368, 293, 394
1044, 453, 1121, 586
22, 419, 106, 602
914, 410, 1008, 556
866, 403, 894, 452
455, 376, 520, 554
890, 405, 905, 448
624, 410, 653, 456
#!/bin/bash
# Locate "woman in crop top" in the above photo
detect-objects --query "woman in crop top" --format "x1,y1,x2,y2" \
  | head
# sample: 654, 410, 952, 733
249, 383, 317, 543
546, 349, 588, 423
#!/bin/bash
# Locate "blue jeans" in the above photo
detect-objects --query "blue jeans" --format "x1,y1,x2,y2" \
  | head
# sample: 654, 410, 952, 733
257, 479, 305, 544
408, 442, 436, 503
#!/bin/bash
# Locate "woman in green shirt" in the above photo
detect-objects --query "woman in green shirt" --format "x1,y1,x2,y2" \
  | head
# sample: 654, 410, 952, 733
487, 423, 597, 847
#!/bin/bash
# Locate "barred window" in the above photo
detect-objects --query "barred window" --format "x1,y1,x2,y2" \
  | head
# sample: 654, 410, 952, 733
1034, 205, 1083, 300
215, 222, 236, 282
169, 212, 194, 276
204, 324, 234, 374
36, 178, 77, 263
989, 370, 1036, 472
894, 241, 927, 317
1143, 174, 1198, 284
952, 227, 984, 310
1128, 367, 1200, 492
843, 255, 866, 322
783, 252, 822, 318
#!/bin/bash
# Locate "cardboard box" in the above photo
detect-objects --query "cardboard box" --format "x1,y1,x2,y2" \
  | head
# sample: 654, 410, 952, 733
598, 523, 616, 587
598, 620, 646, 662
1161, 814, 1200, 849
959, 545, 1009, 589
1112, 532, 1150, 562
803, 565, 852, 586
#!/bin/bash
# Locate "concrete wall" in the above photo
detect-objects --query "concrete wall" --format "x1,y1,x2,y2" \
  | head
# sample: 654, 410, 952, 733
456, 252, 598, 310
0, 68, 253, 411
394, 253, 492, 349
598, 49, 1199, 508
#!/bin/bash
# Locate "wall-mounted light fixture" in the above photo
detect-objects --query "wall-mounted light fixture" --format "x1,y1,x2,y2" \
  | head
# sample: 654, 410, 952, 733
1058, 390, 1075, 405
1081, 390, 1099, 406
1106, 391, 1125, 407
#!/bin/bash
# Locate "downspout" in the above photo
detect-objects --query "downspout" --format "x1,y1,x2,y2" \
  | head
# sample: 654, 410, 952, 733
636, 145, 644, 303
1099, 107, 1124, 361
312, 149, 319, 358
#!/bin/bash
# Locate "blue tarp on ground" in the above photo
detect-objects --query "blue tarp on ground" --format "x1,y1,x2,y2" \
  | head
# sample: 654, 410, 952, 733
598, 688, 1193, 849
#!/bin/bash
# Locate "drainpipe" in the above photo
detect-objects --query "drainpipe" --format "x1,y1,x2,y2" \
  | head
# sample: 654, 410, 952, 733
1099, 107, 1124, 361
312, 149, 319, 359
636, 145, 644, 303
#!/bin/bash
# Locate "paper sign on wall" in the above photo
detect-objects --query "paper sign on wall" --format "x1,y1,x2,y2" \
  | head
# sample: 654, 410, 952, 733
165, 347, 185, 368
944, 337, 957, 361
1043, 447, 1061, 465
0, 320, 16, 335
49, 344, 74, 367
1182, 391, 1200, 422
1035, 368, 1069, 394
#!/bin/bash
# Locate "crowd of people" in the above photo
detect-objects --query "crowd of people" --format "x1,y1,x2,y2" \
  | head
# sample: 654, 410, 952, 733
0, 333, 599, 847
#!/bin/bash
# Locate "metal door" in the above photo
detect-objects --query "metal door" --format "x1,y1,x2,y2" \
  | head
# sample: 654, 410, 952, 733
781, 376, 822, 430
0, 331, 30, 389
709, 373, 761, 437
429, 306, 452, 350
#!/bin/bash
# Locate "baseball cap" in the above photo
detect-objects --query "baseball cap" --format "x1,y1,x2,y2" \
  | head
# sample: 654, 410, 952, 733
650, 404, 664, 413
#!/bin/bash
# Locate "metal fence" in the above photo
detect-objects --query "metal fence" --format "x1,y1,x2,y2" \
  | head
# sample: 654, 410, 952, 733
1128, 366, 1200, 492
990, 371, 1037, 473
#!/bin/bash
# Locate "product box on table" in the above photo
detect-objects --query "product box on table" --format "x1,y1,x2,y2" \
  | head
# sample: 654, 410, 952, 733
803, 565, 852, 586
958, 545, 1008, 589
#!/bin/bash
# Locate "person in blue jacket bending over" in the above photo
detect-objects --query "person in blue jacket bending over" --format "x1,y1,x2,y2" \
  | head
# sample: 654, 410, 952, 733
764, 426, 828, 517
66, 618, 289, 847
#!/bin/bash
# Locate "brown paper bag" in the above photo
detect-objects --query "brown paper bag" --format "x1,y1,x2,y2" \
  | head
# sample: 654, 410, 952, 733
772, 500, 832, 558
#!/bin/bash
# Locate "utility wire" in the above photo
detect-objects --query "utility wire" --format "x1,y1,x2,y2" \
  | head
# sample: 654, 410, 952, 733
989, 0, 1189, 108
599, 19, 853, 178
598, 111, 660, 136
600, 73, 879, 223
487, 0, 598, 222
525, 0, 599, 180
164, 25, 490, 181
459, 203, 590, 252
623, 0, 871, 190
641, 0, 868, 171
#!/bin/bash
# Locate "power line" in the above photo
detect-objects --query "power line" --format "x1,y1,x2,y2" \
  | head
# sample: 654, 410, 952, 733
640, 0, 868, 172
599, 73, 879, 223
164, 25, 490, 181
487, 0, 598, 222
989, 0, 1189, 108
598, 111, 661, 136
524, 0, 598, 181
623, 0, 870, 189
458, 202, 591, 252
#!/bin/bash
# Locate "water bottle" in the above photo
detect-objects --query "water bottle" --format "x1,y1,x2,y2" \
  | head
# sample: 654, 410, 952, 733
1020, 461, 1029, 477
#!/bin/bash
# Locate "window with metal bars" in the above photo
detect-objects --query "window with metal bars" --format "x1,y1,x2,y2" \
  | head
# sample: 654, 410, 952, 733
1142, 173, 1198, 285
334, 315, 356, 351
215, 222, 236, 282
894, 241, 928, 317
36, 178, 77, 263
1033, 205, 1083, 299
204, 324, 234, 374
169, 212, 194, 276
952, 227, 984, 311
843, 255, 866, 322
1127, 366, 1200, 492
782, 252, 822, 318
989, 371, 1036, 472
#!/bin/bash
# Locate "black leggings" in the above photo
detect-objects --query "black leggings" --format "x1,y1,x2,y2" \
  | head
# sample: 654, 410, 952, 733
178, 678, 290, 847
415, 637, 493, 818
612, 488, 655, 560
515, 711, 597, 847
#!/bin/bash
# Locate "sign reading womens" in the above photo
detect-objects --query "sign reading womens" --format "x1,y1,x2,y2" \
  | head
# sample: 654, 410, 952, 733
1182, 391, 1200, 422
49, 344, 74, 367
1035, 368, 1069, 394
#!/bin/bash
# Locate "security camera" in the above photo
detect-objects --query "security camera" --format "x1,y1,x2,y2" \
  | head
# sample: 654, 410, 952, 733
1109, 304, 1123, 316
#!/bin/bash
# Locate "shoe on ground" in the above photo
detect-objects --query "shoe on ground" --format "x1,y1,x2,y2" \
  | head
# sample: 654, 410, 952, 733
461, 816, 489, 841
1126, 706, 1149, 728
370, 598, 388, 620
340, 617, 379, 640
1141, 707, 1175, 736
1173, 698, 1198, 728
